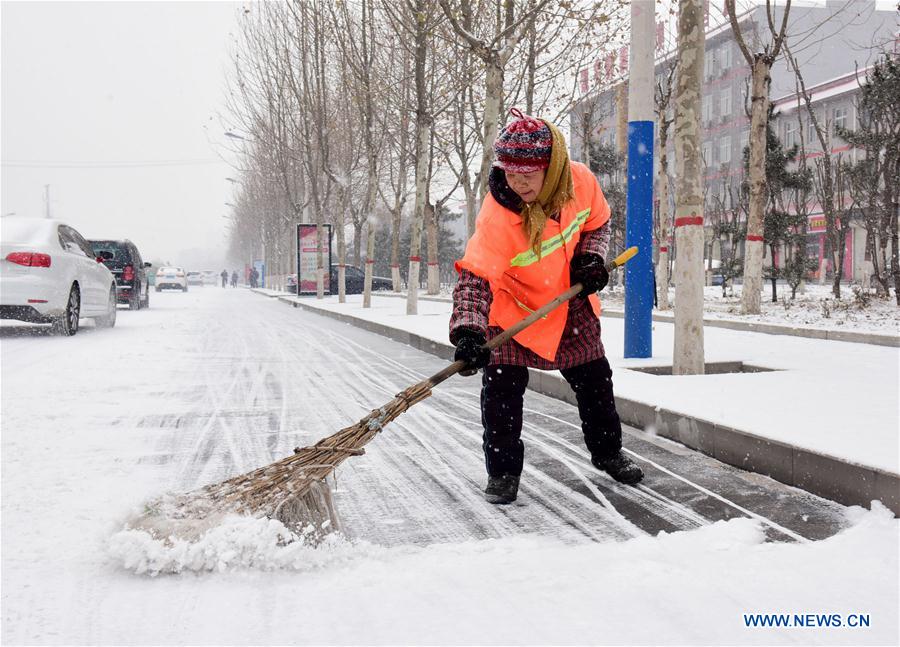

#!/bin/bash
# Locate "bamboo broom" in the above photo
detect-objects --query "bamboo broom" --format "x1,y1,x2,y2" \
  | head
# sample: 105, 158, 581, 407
131, 247, 639, 542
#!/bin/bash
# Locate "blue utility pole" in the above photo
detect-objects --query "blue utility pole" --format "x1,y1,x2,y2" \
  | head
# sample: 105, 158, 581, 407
624, 0, 655, 358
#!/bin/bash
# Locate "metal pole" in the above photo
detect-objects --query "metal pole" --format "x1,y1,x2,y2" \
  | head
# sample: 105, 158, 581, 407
624, 0, 655, 358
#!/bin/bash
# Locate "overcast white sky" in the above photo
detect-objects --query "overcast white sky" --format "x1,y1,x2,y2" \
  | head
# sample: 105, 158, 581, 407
1, 1, 243, 265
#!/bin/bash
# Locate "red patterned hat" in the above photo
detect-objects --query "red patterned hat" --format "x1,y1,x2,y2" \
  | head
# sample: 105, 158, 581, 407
493, 108, 552, 174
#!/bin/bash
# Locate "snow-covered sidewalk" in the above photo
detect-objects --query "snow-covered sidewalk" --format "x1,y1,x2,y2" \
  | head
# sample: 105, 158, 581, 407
270, 291, 899, 493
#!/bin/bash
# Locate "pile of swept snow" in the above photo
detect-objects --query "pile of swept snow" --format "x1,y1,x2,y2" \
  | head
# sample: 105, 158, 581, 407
109, 514, 366, 575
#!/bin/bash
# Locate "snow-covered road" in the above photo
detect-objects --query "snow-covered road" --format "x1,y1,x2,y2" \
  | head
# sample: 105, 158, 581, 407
2, 288, 896, 645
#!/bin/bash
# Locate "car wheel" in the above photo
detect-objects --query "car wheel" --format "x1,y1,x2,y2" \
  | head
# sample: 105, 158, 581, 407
129, 286, 141, 310
97, 285, 117, 328
52, 284, 80, 336
156, 286, 162, 292
142, 287, 150, 309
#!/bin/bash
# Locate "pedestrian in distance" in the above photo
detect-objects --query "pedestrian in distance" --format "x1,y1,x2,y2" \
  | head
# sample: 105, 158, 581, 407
221, 269, 228, 288
231, 270, 238, 287
450, 108, 644, 505
249, 268, 258, 288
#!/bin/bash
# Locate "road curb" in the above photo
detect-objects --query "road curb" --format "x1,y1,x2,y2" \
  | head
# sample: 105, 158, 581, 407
275, 294, 899, 515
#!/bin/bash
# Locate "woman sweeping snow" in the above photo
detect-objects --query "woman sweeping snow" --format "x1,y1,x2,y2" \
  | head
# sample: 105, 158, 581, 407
450, 108, 643, 504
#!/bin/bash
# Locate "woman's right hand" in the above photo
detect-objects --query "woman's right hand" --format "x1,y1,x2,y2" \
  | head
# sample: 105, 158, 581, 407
453, 328, 491, 376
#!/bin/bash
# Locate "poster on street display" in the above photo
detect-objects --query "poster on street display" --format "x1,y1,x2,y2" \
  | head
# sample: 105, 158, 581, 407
297, 224, 332, 295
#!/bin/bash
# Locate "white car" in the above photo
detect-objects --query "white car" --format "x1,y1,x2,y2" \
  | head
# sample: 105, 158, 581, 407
155, 266, 188, 292
0, 217, 117, 335
200, 270, 218, 286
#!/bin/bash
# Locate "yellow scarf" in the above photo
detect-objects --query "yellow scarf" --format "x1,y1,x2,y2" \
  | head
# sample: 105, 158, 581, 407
520, 120, 575, 256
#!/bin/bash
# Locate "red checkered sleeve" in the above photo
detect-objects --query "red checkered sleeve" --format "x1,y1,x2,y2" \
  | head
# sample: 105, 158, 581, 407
575, 220, 610, 260
449, 268, 493, 344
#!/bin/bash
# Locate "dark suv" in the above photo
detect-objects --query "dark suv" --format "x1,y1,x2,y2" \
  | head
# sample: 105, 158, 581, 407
88, 239, 151, 309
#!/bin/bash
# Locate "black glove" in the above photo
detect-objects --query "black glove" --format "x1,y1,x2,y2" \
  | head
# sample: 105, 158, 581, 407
570, 254, 609, 297
452, 327, 491, 376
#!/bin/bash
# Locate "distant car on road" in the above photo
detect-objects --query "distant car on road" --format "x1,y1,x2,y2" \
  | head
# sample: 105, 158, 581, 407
155, 266, 188, 292
1, 217, 117, 335
200, 270, 218, 286
186, 271, 204, 287
89, 238, 151, 310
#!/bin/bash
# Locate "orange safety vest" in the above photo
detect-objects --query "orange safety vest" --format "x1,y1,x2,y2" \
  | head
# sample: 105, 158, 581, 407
455, 161, 611, 361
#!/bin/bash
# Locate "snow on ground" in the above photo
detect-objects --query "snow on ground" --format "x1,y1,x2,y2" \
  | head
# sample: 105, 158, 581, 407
604, 283, 900, 336
287, 292, 900, 475
415, 282, 900, 335
2, 288, 898, 645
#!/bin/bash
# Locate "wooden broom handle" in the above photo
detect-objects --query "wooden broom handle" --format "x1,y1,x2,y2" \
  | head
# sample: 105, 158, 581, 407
425, 247, 638, 389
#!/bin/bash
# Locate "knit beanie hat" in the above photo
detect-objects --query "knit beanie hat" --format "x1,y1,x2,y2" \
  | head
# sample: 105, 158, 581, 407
493, 108, 552, 173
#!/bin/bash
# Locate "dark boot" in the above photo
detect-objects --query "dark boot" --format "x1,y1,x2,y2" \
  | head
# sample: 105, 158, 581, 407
484, 474, 520, 504
592, 451, 644, 485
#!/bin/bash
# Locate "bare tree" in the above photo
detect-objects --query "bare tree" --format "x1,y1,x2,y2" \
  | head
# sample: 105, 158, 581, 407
725, 0, 791, 314
439, 0, 553, 201
655, 60, 677, 310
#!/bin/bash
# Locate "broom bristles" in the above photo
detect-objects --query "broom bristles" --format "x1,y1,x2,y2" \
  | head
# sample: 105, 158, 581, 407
130, 382, 433, 542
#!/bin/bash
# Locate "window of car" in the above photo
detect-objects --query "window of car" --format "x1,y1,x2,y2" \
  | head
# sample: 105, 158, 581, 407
345, 266, 365, 279
59, 225, 94, 258
90, 240, 131, 263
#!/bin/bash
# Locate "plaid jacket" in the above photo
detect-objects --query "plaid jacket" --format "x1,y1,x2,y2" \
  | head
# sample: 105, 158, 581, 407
450, 222, 610, 370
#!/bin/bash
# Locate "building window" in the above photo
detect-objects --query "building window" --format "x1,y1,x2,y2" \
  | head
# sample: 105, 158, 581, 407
704, 51, 714, 79
785, 120, 798, 148
720, 44, 732, 71
702, 141, 713, 165
739, 129, 749, 153
719, 136, 731, 165
807, 113, 819, 142
720, 90, 732, 118
833, 106, 848, 133
702, 94, 712, 123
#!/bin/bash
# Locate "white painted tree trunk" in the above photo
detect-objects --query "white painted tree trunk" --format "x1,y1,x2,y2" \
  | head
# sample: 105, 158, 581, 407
407, 0, 429, 316
672, 0, 705, 375
740, 62, 770, 315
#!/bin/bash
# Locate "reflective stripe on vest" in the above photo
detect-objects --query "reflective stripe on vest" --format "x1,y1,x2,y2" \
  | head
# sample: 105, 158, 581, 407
509, 207, 591, 267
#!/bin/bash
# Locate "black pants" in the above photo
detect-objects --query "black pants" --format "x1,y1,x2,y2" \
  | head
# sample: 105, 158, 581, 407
480, 358, 623, 477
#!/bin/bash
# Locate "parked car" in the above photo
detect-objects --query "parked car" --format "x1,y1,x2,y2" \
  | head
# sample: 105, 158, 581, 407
0, 217, 117, 335
200, 270, 218, 286
331, 264, 392, 294
88, 238, 151, 310
155, 266, 188, 292
186, 271, 204, 287
285, 266, 392, 294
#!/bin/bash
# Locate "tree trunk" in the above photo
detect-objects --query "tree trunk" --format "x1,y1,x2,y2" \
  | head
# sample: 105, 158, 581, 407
672, 0, 706, 375
352, 221, 363, 266
616, 82, 628, 170
425, 202, 440, 294
407, 0, 430, 315
740, 59, 770, 315
656, 129, 670, 310
391, 200, 402, 291
477, 60, 504, 202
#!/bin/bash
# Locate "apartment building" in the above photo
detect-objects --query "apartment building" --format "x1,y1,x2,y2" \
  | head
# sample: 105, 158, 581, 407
570, 0, 896, 282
